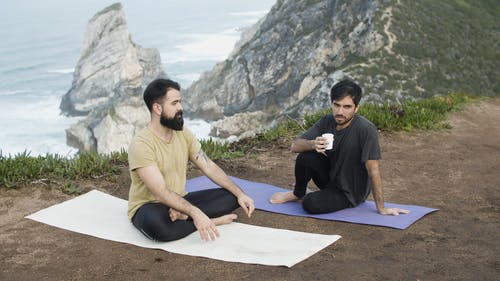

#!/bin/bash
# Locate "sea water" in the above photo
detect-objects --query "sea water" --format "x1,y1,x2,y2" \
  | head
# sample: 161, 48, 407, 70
0, 0, 275, 157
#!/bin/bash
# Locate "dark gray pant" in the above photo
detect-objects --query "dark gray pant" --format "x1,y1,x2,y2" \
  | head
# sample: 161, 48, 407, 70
132, 188, 239, 241
294, 151, 351, 214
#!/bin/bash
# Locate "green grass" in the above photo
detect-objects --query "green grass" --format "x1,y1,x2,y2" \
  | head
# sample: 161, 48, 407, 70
0, 93, 482, 190
282, 93, 479, 132
200, 138, 245, 160
360, 93, 479, 131
0, 149, 128, 192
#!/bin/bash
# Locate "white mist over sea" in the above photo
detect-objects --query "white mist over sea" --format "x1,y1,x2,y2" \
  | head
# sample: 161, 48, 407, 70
0, 0, 275, 157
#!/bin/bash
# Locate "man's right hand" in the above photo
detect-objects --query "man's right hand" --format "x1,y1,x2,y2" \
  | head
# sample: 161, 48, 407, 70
191, 208, 220, 241
313, 136, 329, 155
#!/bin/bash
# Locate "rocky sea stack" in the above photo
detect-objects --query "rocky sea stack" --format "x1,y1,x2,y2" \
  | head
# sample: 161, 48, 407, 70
61, 3, 165, 154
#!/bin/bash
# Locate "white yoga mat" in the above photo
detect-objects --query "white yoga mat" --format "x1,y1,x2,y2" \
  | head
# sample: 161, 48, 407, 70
26, 190, 341, 267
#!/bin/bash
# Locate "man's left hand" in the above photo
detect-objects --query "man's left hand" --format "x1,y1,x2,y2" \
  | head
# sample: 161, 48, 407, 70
378, 207, 410, 216
237, 194, 255, 218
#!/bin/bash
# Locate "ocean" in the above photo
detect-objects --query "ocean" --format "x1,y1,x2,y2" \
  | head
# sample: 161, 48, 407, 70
0, 0, 275, 157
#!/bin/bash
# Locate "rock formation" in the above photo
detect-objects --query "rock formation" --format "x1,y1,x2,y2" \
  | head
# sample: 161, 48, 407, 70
62, 3, 165, 153
64, 0, 499, 150
183, 0, 385, 138
184, 0, 499, 140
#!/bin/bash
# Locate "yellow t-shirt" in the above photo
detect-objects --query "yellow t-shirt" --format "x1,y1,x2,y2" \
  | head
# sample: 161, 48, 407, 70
127, 126, 201, 220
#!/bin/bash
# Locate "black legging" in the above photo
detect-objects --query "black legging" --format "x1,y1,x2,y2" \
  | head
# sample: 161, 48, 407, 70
294, 151, 351, 214
132, 188, 239, 242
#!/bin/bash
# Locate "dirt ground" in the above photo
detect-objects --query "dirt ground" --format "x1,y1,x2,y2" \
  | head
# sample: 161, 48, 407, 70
1, 98, 499, 281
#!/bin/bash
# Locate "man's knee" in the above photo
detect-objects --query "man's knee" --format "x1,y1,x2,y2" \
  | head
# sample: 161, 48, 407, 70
296, 151, 318, 165
144, 222, 195, 242
302, 190, 349, 214
218, 189, 239, 209
154, 229, 186, 242
296, 151, 329, 174
227, 195, 240, 213
302, 193, 324, 214
200, 189, 239, 217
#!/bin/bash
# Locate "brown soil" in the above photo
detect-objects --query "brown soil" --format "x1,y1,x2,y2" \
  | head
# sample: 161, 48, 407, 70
1, 98, 499, 281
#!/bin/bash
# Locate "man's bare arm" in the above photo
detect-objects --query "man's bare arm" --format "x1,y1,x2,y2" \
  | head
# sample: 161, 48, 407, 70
365, 160, 409, 215
191, 148, 255, 217
291, 137, 328, 153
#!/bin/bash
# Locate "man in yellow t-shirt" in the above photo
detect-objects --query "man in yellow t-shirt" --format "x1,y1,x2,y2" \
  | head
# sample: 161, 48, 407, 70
128, 78, 255, 242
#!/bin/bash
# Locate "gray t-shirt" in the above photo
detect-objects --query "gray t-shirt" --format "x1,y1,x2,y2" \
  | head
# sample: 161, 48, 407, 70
301, 114, 381, 206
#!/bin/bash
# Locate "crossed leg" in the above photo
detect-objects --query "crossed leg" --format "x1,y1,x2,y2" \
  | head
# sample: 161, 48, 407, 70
132, 188, 239, 242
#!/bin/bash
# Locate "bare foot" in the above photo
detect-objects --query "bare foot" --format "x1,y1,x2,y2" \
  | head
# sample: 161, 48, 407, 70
269, 191, 299, 204
169, 208, 188, 222
212, 214, 238, 226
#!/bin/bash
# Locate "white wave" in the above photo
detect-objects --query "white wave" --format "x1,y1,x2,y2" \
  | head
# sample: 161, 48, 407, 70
228, 10, 269, 17
185, 118, 212, 140
241, 18, 264, 25
47, 68, 74, 74
159, 9, 270, 65
162, 33, 240, 64
173, 73, 201, 85
221, 27, 240, 35
0, 91, 82, 157
0, 139, 79, 158
0, 89, 31, 96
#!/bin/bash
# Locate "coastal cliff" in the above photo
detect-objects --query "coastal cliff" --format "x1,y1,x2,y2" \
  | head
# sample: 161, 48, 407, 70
61, 3, 165, 153
184, 0, 499, 139
63, 0, 499, 152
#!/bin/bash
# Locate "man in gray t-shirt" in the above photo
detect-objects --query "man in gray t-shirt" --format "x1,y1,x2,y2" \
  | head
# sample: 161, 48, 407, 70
270, 79, 409, 215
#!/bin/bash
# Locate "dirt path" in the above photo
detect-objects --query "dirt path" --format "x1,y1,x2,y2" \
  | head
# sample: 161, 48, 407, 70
1, 98, 499, 281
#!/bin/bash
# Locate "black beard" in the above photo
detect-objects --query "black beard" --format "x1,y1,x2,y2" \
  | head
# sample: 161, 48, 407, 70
335, 114, 355, 126
160, 110, 184, 131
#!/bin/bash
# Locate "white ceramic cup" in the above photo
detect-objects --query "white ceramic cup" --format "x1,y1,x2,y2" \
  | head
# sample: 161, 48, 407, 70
322, 133, 334, 150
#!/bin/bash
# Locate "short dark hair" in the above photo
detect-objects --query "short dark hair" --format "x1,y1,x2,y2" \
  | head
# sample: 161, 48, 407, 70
143, 79, 181, 112
330, 79, 362, 106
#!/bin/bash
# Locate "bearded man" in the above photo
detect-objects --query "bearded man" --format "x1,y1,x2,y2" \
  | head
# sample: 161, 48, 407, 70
270, 79, 409, 216
128, 79, 254, 242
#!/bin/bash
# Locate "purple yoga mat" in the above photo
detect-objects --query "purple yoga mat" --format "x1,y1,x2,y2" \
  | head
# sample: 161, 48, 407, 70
186, 176, 438, 230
